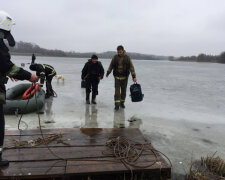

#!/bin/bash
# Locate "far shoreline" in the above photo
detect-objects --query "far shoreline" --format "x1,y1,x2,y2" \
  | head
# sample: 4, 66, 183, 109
10, 52, 168, 61
11, 52, 225, 64
170, 59, 218, 63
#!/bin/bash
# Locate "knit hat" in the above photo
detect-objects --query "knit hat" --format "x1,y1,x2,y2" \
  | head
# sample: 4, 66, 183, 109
91, 54, 98, 59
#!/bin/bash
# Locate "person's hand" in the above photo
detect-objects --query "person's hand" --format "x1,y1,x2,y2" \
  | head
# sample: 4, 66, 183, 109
99, 76, 102, 80
29, 74, 39, 83
10, 77, 18, 82
133, 78, 137, 82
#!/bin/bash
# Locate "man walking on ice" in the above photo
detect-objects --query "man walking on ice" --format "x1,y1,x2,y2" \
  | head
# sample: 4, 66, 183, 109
106, 45, 137, 110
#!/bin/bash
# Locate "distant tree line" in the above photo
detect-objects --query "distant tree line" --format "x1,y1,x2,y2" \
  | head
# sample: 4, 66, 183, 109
9, 41, 168, 60
171, 52, 225, 64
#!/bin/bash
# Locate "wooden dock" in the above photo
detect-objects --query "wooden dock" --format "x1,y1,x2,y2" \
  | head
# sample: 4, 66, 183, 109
1, 128, 171, 179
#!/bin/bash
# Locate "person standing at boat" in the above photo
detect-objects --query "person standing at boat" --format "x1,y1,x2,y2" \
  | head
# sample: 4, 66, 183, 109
0, 11, 39, 166
106, 45, 137, 110
29, 62, 57, 98
82, 55, 104, 104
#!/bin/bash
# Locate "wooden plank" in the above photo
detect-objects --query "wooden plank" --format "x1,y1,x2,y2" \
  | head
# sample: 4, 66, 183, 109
66, 155, 169, 168
0, 161, 66, 178
4, 128, 148, 149
5, 128, 142, 136
4, 133, 148, 149
66, 156, 170, 176
66, 162, 170, 176
6, 160, 66, 168
0, 166, 65, 178
4, 146, 111, 161
3, 146, 158, 162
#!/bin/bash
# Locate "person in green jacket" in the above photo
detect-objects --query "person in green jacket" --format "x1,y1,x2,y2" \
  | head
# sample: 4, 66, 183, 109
0, 11, 39, 166
106, 45, 137, 110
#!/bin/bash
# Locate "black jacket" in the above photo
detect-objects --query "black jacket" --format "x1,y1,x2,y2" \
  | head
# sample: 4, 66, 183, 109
29, 64, 56, 87
0, 40, 31, 104
0, 40, 31, 81
81, 60, 104, 80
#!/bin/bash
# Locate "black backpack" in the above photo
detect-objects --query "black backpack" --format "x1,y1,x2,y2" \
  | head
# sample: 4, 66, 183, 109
130, 83, 144, 102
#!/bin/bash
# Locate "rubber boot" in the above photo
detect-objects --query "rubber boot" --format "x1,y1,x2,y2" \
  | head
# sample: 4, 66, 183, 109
45, 93, 50, 99
114, 105, 119, 111
91, 94, 96, 104
120, 102, 125, 109
49, 90, 55, 97
86, 93, 90, 104
0, 154, 9, 167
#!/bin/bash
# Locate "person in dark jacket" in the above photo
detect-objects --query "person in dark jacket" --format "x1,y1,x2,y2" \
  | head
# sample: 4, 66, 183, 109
29, 63, 56, 98
82, 55, 104, 104
0, 11, 39, 166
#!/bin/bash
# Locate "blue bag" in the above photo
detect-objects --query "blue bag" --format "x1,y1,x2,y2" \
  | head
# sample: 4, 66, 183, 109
130, 83, 144, 102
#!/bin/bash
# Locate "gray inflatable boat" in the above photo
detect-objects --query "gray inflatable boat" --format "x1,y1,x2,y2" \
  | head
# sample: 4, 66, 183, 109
3, 83, 45, 114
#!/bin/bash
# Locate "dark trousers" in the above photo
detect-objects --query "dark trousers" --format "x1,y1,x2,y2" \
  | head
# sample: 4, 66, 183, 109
0, 84, 6, 151
86, 76, 99, 96
46, 74, 55, 95
0, 104, 5, 148
114, 77, 128, 106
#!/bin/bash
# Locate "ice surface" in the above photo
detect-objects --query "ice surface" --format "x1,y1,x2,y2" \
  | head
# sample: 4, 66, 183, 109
4, 56, 225, 178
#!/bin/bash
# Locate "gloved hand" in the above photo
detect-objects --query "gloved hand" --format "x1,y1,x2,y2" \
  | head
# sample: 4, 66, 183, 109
133, 78, 137, 82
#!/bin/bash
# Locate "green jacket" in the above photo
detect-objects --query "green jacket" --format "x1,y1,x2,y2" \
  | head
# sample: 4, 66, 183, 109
0, 40, 31, 104
107, 54, 136, 78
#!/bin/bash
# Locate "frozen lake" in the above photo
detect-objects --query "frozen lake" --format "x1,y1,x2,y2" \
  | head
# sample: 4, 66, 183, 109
5, 56, 225, 178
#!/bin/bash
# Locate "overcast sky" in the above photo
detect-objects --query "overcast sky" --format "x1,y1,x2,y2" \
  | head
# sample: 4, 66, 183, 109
1, 0, 225, 56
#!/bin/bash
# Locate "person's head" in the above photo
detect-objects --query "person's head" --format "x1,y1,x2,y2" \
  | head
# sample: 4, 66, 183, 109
117, 45, 125, 56
0, 11, 16, 47
91, 54, 98, 63
29, 64, 37, 71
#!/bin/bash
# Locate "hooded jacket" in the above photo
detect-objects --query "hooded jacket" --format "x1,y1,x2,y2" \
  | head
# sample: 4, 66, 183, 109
81, 59, 104, 80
